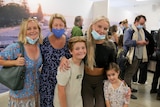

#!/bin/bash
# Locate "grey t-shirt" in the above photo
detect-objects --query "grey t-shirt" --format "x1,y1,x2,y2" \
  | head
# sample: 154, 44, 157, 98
53, 58, 84, 107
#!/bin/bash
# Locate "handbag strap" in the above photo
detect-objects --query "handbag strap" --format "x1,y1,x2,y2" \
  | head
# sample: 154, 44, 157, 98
18, 42, 24, 57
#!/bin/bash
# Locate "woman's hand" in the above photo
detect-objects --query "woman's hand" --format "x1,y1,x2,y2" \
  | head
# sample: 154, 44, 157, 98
59, 57, 70, 71
0, 55, 25, 67
125, 88, 131, 100
15, 55, 25, 66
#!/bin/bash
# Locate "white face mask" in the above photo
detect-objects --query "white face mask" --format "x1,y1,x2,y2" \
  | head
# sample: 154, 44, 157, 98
91, 30, 105, 40
137, 24, 143, 29
26, 36, 39, 44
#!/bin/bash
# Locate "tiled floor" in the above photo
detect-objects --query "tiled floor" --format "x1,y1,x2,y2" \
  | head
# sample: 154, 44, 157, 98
0, 72, 159, 107
129, 72, 159, 107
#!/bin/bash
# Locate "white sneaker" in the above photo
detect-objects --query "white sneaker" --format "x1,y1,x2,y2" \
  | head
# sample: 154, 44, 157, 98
132, 82, 138, 85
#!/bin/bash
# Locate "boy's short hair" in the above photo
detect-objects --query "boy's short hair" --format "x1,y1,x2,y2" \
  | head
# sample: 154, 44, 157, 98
68, 36, 86, 51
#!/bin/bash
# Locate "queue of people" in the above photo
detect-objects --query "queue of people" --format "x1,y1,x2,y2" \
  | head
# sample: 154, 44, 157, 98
0, 13, 159, 107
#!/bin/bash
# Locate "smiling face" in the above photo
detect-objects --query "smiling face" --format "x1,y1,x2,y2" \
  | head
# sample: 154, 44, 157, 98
92, 19, 109, 35
106, 69, 119, 84
26, 20, 39, 40
70, 42, 86, 61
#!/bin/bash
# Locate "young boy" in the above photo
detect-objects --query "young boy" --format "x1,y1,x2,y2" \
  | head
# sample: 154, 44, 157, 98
53, 36, 87, 107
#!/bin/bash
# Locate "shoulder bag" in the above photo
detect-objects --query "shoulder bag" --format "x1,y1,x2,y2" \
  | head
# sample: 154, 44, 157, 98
0, 42, 25, 90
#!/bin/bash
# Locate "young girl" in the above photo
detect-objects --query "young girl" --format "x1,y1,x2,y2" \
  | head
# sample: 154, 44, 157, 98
104, 63, 131, 107
53, 36, 87, 107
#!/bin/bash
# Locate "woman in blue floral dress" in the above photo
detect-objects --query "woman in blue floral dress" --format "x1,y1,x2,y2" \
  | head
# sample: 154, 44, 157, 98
39, 13, 71, 107
0, 18, 43, 107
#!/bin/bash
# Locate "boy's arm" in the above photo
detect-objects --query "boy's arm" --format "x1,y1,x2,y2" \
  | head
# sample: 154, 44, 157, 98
58, 85, 67, 107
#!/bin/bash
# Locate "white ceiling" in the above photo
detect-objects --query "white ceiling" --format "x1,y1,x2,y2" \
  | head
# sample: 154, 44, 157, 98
109, 0, 160, 7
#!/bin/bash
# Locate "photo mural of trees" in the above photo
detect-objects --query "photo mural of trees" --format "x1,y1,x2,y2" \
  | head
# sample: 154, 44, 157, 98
0, 1, 43, 27
0, 3, 29, 27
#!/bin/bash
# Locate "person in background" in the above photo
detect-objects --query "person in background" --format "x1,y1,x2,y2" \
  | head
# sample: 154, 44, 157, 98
122, 19, 129, 33
123, 15, 148, 99
0, 17, 43, 107
54, 36, 87, 107
157, 81, 160, 100
110, 25, 119, 46
39, 13, 71, 107
104, 62, 131, 107
116, 34, 127, 80
132, 25, 155, 85
71, 16, 84, 37
117, 21, 124, 36
150, 29, 160, 100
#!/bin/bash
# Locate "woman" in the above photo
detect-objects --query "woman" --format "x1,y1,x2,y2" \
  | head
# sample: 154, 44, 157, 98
0, 17, 43, 107
39, 13, 71, 107
82, 16, 116, 107
109, 24, 119, 45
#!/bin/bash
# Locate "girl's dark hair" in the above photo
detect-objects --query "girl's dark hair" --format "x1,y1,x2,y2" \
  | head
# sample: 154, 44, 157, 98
106, 62, 120, 73
105, 62, 127, 85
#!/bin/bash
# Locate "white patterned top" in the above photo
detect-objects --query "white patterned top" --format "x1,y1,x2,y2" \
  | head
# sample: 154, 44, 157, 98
103, 80, 130, 107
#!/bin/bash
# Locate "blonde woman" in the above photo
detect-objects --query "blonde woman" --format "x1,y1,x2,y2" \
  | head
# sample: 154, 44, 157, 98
82, 16, 116, 107
39, 13, 71, 107
0, 17, 43, 107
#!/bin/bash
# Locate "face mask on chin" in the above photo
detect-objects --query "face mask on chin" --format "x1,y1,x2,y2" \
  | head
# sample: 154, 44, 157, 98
52, 28, 65, 38
26, 36, 39, 45
91, 30, 106, 40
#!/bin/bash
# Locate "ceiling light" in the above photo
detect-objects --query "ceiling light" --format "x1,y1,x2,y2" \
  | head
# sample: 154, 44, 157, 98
136, 0, 149, 1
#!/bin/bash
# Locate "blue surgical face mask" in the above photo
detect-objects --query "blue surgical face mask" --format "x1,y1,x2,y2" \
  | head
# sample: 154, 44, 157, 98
52, 28, 65, 38
137, 24, 143, 29
26, 36, 39, 44
91, 30, 105, 40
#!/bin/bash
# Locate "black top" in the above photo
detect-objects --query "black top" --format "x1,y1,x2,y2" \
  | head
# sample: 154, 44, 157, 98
94, 43, 116, 69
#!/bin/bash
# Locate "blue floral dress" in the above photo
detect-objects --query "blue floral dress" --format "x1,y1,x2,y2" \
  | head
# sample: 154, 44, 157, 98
0, 43, 42, 107
39, 36, 71, 107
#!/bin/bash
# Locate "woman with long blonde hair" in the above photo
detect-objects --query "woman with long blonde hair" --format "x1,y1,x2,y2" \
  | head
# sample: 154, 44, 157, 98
0, 17, 43, 107
82, 16, 116, 107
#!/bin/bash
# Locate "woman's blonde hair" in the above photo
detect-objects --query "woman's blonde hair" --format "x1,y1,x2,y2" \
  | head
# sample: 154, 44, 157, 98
49, 13, 67, 31
18, 17, 43, 44
86, 16, 110, 70
68, 36, 86, 51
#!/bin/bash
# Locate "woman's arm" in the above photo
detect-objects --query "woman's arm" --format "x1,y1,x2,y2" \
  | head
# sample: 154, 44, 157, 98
0, 56, 25, 67
123, 104, 128, 107
58, 85, 67, 107
105, 100, 111, 107
59, 57, 70, 71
